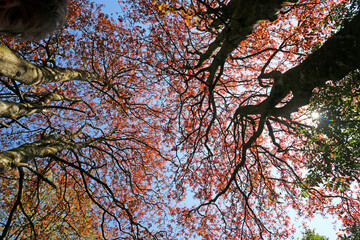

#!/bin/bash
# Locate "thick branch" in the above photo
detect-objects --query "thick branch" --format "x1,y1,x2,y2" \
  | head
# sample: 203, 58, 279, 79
198, 0, 296, 66
0, 133, 81, 174
197, 0, 297, 87
278, 12, 360, 116
0, 45, 100, 85
0, 168, 24, 239
235, 11, 360, 118
0, 92, 79, 119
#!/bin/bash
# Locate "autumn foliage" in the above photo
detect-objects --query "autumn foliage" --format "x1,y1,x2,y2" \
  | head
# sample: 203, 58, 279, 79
0, 0, 359, 239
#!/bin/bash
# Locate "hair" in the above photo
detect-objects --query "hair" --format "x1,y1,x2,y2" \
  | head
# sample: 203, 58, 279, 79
20, 0, 69, 40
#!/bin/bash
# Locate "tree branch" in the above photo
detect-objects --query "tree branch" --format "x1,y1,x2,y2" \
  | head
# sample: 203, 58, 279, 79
235, 11, 360, 119
1, 168, 24, 239
0, 44, 101, 85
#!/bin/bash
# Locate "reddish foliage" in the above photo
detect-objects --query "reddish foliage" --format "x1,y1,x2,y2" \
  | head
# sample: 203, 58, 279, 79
0, 0, 359, 239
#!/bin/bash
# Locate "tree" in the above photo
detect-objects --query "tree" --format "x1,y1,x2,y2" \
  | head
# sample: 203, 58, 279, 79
0, 0, 169, 239
299, 70, 360, 238
339, 222, 360, 239
300, 71, 360, 191
0, 0, 359, 239
299, 229, 329, 240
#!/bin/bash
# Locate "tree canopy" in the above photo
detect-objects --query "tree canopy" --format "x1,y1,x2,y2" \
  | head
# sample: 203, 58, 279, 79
0, 0, 359, 239
299, 229, 329, 240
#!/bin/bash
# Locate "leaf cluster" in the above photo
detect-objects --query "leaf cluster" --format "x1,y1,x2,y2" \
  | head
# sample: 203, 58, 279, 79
301, 71, 360, 191
298, 229, 329, 240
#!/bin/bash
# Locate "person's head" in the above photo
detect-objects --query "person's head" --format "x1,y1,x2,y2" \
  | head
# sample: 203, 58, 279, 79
0, 0, 68, 40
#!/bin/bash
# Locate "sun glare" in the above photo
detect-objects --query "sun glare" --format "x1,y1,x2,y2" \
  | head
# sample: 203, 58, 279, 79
311, 111, 320, 119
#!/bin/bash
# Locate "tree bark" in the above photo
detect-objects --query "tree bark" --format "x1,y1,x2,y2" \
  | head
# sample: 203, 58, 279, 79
0, 134, 79, 174
235, 11, 360, 118
196, 0, 297, 88
0, 92, 77, 119
0, 45, 100, 85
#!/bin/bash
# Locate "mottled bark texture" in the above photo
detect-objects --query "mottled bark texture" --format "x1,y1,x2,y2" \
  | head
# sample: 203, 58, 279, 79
0, 44, 100, 85
0, 134, 81, 174
0, 92, 79, 120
